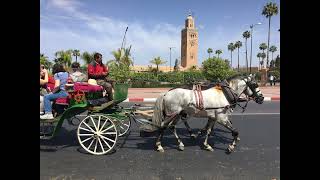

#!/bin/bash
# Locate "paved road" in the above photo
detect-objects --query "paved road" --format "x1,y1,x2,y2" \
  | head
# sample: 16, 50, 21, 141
40, 101, 280, 180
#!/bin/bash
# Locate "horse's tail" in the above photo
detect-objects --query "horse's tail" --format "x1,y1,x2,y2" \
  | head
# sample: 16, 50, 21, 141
139, 93, 166, 132
151, 93, 166, 130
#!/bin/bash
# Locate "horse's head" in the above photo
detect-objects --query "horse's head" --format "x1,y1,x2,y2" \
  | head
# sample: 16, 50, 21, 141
228, 74, 264, 104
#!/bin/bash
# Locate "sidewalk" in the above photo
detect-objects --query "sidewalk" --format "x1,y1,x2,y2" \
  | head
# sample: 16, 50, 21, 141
125, 85, 280, 102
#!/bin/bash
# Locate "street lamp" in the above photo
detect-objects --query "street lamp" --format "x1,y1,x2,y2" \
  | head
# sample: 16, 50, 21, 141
169, 47, 175, 72
249, 22, 262, 73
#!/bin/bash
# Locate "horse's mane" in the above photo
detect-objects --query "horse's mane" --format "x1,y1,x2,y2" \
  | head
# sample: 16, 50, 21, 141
226, 74, 244, 82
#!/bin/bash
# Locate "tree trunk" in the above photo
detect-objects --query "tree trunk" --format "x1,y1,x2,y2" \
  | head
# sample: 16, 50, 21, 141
218, 54, 220, 59
237, 48, 240, 72
156, 65, 159, 73
230, 51, 233, 68
245, 38, 248, 72
209, 53, 211, 59
76, 56, 78, 63
267, 16, 271, 67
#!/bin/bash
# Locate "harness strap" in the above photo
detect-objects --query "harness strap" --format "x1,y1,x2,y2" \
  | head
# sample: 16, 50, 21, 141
193, 84, 204, 110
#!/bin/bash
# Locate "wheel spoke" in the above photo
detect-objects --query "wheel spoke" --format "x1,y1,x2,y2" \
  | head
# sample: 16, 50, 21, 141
79, 133, 94, 136
97, 116, 101, 131
94, 138, 98, 153
81, 136, 93, 143
119, 125, 125, 130
82, 121, 96, 133
100, 124, 115, 133
100, 134, 116, 143
101, 137, 111, 149
79, 127, 95, 133
87, 138, 95, 150
99, 118, 108, 131
98, 138, 105, 154
90, 116, 98, 131
101, 132, 117, 135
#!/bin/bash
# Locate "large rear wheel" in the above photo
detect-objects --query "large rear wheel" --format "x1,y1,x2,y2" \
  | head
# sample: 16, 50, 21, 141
77, 114, 118, 155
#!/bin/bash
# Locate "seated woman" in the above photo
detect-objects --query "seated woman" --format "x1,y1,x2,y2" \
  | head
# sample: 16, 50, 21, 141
70, 62, 87, 83
40, 63, 69, 120
40, 65, 49, 114
40, 65, 48, 86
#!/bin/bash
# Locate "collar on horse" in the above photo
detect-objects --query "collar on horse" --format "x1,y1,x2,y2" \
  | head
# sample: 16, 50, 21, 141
204, 79, 254, 113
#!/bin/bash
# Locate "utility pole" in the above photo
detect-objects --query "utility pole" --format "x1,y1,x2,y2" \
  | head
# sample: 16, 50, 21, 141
169, 47, 175, 72
121, 26, 128, 50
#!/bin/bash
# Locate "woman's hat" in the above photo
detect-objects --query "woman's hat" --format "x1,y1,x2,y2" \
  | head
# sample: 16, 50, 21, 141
88, 79, 98, 86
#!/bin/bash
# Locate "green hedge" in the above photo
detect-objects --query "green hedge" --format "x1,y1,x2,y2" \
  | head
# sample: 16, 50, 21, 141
129, 71, 206, 87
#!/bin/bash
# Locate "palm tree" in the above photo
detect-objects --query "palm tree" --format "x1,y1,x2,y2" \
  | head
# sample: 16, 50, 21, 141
259, 43, 268, 53
72, 49, 80, 63
262, 2, 279, 67
40, 53, 48, 65
207, 48, 213, 59
150, 57, 167, 73
261, 52, 266, 68
257, 52, 262, 70
243, 30, 251, 72
54, 50, 73, 68
108, 47, 133, 66
234, 41, 242, 72
269, 45, 277, 62
215, 49, 222, 59
81, 51, 94, 65
228, 43, 235, 68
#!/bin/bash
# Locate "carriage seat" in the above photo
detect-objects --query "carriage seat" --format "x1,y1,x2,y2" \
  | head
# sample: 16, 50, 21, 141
55, 82, 104, 105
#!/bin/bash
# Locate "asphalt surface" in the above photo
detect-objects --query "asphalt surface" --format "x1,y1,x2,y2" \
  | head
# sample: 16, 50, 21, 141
40, 101, 280, 180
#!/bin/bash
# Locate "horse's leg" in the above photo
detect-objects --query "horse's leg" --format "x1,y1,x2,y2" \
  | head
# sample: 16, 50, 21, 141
155, 127, 165, 152
155, 114, 178, 152
169, 120, 185, 151
180, 111, 197, 139
203, 118, 216, 151
195, 119, 210, 138
218, 118, 240, 153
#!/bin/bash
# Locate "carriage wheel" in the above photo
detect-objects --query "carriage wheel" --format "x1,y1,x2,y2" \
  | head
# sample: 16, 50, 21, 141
77, 114, 118, 155
118, 117, 131, 137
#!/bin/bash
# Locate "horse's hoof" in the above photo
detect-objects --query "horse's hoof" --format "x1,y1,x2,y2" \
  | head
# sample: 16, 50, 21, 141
236, 137, 240, 141
190, 134, 197, 139
227, 145, 235, 153
178, 145, 185, 151
204, 145, 214, 152
178, 144, 184, 151
156, 146, 164, 153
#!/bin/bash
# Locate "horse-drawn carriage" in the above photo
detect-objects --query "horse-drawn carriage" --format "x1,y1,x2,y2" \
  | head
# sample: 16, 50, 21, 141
41, 74, 264, 155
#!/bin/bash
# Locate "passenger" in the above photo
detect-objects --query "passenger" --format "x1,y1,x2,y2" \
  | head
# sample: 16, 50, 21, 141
70, 62, 87, 82
40, 64, 69, 120
40, 65, 49, 114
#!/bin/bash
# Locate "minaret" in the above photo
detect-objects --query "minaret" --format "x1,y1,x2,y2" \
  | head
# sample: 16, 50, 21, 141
181, 13, 198, 69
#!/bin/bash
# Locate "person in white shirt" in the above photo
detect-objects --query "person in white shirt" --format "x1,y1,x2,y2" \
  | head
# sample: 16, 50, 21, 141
70, 62, 87, 82
269, 75, 274, 86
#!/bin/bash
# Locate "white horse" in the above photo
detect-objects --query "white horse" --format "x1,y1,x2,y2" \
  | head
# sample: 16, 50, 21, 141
150, 75, 264, 153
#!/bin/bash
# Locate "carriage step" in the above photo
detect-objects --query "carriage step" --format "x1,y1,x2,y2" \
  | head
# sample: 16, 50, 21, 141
40, 134, 53, 140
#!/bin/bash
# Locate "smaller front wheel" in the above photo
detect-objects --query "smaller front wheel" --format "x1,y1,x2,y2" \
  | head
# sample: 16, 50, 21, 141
118, 117, 131, 137
77, 114, 118, 155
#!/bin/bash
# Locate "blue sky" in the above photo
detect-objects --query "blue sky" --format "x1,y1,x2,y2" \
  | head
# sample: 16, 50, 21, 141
40, 0, 280, 68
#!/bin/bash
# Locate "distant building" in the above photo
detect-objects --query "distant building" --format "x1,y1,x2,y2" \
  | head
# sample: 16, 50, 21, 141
181, 13, 198, 70
131, 13, 199, 72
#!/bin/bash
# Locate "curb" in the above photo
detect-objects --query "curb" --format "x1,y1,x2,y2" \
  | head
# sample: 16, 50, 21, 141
123, 97, 280, 102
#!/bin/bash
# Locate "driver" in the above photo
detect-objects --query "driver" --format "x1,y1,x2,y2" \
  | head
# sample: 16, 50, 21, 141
87, 53, 113, 101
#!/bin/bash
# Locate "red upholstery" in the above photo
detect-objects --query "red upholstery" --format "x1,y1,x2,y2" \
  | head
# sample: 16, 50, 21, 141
73, 82, 103, 92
